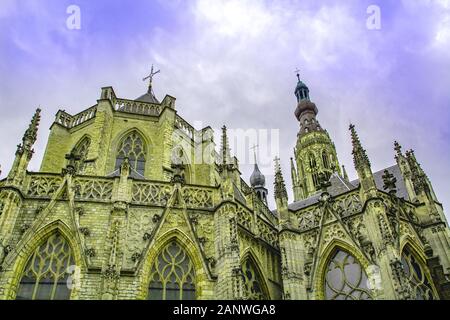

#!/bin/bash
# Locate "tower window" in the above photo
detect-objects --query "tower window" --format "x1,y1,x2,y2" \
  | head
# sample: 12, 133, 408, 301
115, 131, 146, 176
322, 151, 330, 169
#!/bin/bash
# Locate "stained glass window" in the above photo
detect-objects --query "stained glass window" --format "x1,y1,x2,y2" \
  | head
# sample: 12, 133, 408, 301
324, 249, 373, 300
72, 137, 90, 174
115, 131, 146, 176
147, 241, 196, 300
242, 258, 268, 300
401, 246, 435, 300
16, 233, 74, 300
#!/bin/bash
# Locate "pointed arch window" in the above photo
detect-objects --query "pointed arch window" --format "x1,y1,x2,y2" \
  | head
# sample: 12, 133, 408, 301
324, 249, 373, 300
401, 246, 436, 300
147, 241, 196, 300
242, 257, 268, 300
115, 131, 146, 176
71, 137, 91, 174
309, 154, 319, 188
322, 151, 330, 169
16, 233, 74, 300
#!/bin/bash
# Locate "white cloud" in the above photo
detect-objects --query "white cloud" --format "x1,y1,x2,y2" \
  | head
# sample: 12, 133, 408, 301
0, 0, 449, 220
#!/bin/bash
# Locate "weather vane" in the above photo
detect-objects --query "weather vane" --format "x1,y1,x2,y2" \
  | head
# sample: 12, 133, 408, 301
143, 64, 160, 88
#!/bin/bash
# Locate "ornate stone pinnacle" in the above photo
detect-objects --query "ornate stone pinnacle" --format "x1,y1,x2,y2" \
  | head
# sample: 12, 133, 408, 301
274, 157, 288, 200
221, 125, 231, 164
19, 108, 41, 155
394, 141, 402, 157
349, 123, 371, 170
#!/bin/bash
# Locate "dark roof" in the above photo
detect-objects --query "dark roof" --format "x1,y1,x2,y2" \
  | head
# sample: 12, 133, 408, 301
288, 164, 409, 212
351, 164, 410, 201
288, 173, 357, 211
135, 89, 160, 104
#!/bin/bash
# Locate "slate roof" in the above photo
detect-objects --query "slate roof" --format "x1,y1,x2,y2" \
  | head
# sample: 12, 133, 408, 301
288, 164, 409, 212
351, 164, 410, 201
135, 90, 160, 104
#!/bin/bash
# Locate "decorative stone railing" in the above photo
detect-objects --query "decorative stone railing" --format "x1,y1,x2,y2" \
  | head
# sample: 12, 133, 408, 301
236, 204, 279, 249
240, 179, 252, 196
256, 200, 277, 224
26, 174, 114, 202
296, 190, 363, 232
112, 98, 162, 117
175, 115, 195, 140
182, 186, 215, 209
257, 218, 279, 249
27, 174, 64, 198
236, 205, 253, 231
55, 106, 97, 129
131, 182, 173, 206
73, 177, 114, 202
131, 181, 216, 209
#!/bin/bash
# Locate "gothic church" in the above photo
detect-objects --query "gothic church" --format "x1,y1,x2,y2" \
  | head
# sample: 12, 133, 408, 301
0, 71, 449, 300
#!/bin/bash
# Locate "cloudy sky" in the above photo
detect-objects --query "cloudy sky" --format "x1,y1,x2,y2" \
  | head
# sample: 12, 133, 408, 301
0, 0, 449, 219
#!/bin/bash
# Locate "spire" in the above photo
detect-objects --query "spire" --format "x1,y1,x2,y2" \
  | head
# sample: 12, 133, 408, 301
342, 165, 349, 181
294, 70, 310, 103
221, 125, 232, 165
274, 156, 288, 200
250, 146, 265, 188
405, 149, 429, 194
290, 157, 297, 181
349, 124, 371, 170
293, 73, 320, 135
18, 108, 41, 156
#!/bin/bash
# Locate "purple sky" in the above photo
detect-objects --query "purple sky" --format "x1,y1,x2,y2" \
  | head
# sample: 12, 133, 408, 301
0, 0, 449, 219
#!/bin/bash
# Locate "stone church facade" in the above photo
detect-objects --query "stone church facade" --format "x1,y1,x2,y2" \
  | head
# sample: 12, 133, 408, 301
0, 73, 449, 300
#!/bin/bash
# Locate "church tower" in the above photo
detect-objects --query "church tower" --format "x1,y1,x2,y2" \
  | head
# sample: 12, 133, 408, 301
291, 73, 341, 201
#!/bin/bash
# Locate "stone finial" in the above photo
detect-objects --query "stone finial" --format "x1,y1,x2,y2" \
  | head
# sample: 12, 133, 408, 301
382, 169, 397, 195
342, 165, 349, 181
171, 163, 186, 185
120, 157, 131, 177
349, 124, 371, 170
17, 108, 41, 157
394, 141, 402, 158
221, 125, 231, 165
63, 151, 81, 176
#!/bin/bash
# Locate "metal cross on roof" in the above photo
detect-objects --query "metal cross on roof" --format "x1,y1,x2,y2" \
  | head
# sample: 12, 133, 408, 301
143, 64, 160, 88
250, 144, 259, 164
